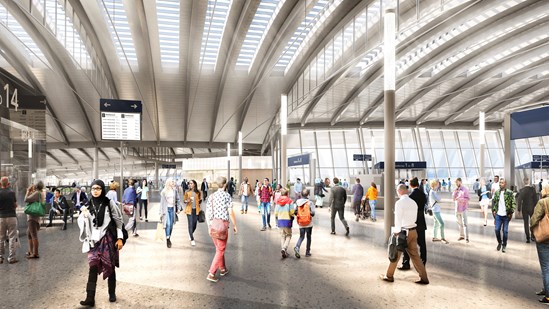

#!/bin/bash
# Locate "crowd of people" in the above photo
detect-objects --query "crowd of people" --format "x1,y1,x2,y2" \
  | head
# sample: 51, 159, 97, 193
3, 173, 549, 305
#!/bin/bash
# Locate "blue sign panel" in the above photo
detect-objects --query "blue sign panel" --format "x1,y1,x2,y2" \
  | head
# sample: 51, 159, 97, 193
288, 154, 310, 167
510, 106, 549, 140
374, 161, 427, 170
533, 155, 549, 162
353, 154, 372, 161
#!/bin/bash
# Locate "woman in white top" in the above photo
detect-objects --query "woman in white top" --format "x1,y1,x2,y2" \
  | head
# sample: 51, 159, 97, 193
159, 178, 182, 248
106, 182, 119, 203
429, 179, 449, 244
138, 179, 149, 222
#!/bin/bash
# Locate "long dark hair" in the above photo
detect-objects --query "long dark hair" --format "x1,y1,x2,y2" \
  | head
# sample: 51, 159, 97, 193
190, 179, 199, 194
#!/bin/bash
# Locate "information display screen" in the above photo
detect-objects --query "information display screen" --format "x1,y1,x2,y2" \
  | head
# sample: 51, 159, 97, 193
101, 112, 141, 141
100, 99, 142, 141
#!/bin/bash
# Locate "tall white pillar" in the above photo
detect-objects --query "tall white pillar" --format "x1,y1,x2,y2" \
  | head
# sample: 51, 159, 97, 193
281, 94, 288, 187
238, 131, 242, 185
227, 143, 231, 181
93, 147, 99, 180
383, 8, 396, 241
503, 113, 515, 187
479, 112, 485, 180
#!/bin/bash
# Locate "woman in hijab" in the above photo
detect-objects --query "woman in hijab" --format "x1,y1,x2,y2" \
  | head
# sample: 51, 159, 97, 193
78, 180, 124, 307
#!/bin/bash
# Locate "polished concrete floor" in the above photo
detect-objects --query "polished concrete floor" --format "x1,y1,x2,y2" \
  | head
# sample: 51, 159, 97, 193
0, 192, 543, 308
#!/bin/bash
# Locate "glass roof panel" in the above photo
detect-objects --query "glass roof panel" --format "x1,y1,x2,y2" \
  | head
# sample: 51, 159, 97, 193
0, 4, 48, 67
100, 0, 138, 66
236, 0, 286, 71
34, 0, 92, 69
156, 0, 180, 67
275, 0, 343, 74
200, 0, 233, 69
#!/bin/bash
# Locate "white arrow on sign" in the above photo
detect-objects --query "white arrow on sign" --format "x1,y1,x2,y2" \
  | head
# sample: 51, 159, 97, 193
131, 104, 138, 109
104, 102, 111, 108
40, 99, 47, 104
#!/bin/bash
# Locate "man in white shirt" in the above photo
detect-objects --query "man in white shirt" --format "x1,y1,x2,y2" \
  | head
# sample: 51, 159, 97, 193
380, 184, 429, 284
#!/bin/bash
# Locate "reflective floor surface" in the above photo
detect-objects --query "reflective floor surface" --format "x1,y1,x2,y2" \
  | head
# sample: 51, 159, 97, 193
0, 192, 543, 308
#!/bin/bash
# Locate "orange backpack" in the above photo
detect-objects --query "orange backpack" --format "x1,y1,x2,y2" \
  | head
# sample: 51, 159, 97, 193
297, 202, 312, 226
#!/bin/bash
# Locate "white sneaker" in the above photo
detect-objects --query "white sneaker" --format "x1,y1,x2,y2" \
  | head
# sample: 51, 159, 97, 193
191, 240, 196, 246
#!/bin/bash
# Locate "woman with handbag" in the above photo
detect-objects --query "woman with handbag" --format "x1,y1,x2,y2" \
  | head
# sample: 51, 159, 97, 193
78, 180, 125, 307
531, 182, 549, 304
122, 179, 138, 237
24, 181, 46, 259
159, 178, 182, 248
184, 180, 202, 246
206, 176, 237, 283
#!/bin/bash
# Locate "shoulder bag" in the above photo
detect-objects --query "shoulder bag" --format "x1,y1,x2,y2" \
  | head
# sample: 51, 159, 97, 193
534, 200, 549, 243
209, 218, 229, 240
108, 203, 129, 245
198, 210, 205, 223
122, 203, 134, 216
24, 194, 45, 216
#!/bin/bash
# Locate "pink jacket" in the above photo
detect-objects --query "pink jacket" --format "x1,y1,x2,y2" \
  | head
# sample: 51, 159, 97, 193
452, 186, 470, 212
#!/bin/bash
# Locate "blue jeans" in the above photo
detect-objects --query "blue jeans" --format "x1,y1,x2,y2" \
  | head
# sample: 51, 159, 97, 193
165, 207, 175, 238
187, 209, 198, 241
260, 202, 271, 227
295, 227, 313, 253
369, 200, 377, 219
241, 196, 249, 211
537, 242, 549, 297
495, 215, 510, 246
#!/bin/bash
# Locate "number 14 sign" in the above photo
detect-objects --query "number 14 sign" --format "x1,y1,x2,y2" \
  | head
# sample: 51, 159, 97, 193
0, 84, 19, 111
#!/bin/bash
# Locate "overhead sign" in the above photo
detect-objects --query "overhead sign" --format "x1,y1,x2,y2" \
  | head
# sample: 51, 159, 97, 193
100, 99, 142, 141
533, 155, 549, 162
288, 154, 310, 167
510, 106, 549, 140
353, 154, 372, 161
516, 161, 549, 169
161, 164, 176, 169
374, 161, 427, 170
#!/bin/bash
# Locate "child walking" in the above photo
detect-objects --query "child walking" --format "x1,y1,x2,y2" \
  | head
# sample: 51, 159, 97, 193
275, 189, 294, 258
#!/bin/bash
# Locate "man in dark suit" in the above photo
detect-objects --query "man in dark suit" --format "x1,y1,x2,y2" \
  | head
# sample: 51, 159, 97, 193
71, 187, 88, 211
329, 178, 349, 236
399, 177, 427, 270
201, 178, 209, 199
516, 178, 538, 243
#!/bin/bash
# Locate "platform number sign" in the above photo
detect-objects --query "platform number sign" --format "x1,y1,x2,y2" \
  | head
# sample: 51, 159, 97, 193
0, 84, 19, 111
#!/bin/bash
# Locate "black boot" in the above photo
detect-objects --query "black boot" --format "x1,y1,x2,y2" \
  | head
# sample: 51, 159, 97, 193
108, 272, 116, 302
80, 267, 97, 307
80, 282, 96, 307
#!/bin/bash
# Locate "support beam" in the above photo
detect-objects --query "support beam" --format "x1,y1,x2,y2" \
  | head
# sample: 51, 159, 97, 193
77, 148, 93, 162
48, 141, 262, 150
59, 149, 78, 165
46, 151, 62, 166
98, 149, 110, 162
503, 113, 515, 187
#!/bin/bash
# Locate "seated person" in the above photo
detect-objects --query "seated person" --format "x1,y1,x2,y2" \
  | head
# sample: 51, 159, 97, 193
47, 189, 70, 230
71, 187, 88, 211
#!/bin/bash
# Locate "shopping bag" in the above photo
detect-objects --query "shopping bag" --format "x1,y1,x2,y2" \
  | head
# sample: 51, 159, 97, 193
534, 200, 549, 243
155, 222, 165, 241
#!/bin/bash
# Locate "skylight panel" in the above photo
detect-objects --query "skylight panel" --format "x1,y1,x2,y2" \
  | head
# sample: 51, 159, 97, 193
156, 0, 180, 67
236, 0, 286, 71
34, 0, 92, 69
100, 0, 138, 66
0, 4, 48, 67
200, 0, 233, 69
275, 0, 343, 74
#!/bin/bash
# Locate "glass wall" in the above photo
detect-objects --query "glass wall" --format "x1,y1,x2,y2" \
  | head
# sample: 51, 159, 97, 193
272, 127, 544, 186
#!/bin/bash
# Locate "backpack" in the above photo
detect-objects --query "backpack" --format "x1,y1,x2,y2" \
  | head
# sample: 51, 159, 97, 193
297, 202, 312, 226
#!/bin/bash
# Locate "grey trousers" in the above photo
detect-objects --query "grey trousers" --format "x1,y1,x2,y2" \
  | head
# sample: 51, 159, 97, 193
331, 207, 348, 232
0, 217, 18, 261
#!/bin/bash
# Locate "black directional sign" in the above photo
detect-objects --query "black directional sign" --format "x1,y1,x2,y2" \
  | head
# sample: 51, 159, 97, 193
353, 154, 372, 161
100, 99, 142, 141
533, 155, 549, 162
